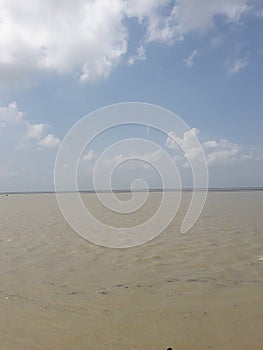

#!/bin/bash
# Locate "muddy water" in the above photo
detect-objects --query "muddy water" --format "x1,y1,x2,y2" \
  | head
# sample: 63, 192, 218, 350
0, 191, 262, 350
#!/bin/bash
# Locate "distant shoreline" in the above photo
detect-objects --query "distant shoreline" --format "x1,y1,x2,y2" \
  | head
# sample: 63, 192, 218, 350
1, 187, 263, 195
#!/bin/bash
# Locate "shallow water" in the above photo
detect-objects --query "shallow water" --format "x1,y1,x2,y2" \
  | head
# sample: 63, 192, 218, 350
0, 191, 262, 350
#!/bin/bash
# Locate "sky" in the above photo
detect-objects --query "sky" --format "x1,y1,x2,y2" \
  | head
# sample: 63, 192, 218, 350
0, 0, 263, 192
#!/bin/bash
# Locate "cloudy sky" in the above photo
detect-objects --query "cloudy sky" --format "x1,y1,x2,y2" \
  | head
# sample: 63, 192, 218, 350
0, 0, 262, 192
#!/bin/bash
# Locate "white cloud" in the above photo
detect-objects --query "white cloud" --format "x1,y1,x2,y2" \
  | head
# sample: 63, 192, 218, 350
0, 0, 127, 83
0, 101, 24, 127
0, 0, 254, 84
144, 149, 162, 162
184, 49, 198, 67
167, 129, 248, 166
128, 0, 251, 43
203, 139, 241, 164
170, 0, 250, 36
126, 0, 182, 43
128, 45, 147, 66
166, 128, 202, 159
228, 57, 248, 75
0, 102, 59, 190
0, 101, 60, 151
166, 131, 178, 150
83, 147, 165, 191
97, 148, 162, 171
24, 123, 45, 140
38, 134, 60, 149
81, 149, 97, 162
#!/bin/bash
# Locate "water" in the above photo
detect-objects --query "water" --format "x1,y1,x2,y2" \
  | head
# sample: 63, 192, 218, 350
0, 191, 262, 349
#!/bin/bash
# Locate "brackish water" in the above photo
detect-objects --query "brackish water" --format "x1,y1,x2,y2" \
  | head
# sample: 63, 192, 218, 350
0, 191, 262, 350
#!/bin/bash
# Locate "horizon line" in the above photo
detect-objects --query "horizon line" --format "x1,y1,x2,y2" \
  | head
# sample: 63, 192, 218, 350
1, 187, 263, 195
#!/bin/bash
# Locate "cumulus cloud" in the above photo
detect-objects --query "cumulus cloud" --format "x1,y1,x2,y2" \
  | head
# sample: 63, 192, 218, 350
128, 0, 251, 43
0, 101, 24, 126
24, 123, 45, 140
166, 128, 249, 166
96, 148, 162, 171
126, 0, 251, 43
126, 0, 182, 43
227, 57, 248, 75
38, 134, 60, 149
166, 128, 203, 160
81, 149, 97, 162
0, 0, 254, 84
0, 0, 127, 83
0, 102, 60, 190
170, 0, 250, 36
184, 49, 198, 67
128, 45, 147, 66
203, 139, 241, 164
81, 147, 165, 190
0, 101, 59, 155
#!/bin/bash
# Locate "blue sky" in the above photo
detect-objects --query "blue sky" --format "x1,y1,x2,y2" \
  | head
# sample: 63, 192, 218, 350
0, 0, 262, 192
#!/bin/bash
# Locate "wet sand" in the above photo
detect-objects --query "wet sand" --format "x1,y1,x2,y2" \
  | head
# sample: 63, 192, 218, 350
0, 191, 262, 350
